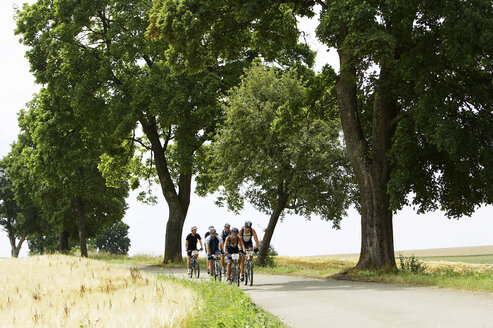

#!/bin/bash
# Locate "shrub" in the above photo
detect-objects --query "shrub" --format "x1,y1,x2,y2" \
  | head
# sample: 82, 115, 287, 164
94, 221, 131, 255
399, 254, 426, 273
256, 243, 278, 267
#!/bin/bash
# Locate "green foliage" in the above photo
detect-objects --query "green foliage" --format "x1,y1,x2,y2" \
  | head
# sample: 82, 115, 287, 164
167, 277, 286, 328
199, 62, 355, 227
398, 254, 426, 274
94, 221, 131, 255
149, 0, 314, 72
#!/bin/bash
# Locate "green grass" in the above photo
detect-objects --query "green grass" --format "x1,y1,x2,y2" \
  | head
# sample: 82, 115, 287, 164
347, 269, 493, 292
158, 275, 286, 328
422, 254, 493, 264
255, 255, 493, 292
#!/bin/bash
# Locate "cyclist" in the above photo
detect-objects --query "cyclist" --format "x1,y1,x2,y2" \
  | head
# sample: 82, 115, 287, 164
220, 223, 231, 272
185, 226, 203, 275
239, 220, 259, 281
223, 227, 245, 282
205, 228, 223, 276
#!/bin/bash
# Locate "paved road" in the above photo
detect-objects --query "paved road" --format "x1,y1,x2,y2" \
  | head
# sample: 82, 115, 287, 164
139, 266, 493, 328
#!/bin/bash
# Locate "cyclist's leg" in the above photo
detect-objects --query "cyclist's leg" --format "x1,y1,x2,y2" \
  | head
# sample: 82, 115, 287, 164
226, 257, 232, 279
187, 250, 192, 270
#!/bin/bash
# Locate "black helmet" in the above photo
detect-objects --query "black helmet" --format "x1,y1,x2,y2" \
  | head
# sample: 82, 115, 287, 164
231, 227, 239, 234
224, 223, 230, 228
244, 220, 252, 228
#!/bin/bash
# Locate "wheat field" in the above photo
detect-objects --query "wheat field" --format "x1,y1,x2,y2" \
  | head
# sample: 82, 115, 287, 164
0, 255, 198, 328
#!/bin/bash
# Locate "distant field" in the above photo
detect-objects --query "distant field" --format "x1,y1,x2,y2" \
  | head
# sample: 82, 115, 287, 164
321, 245, 493, 263
422, 254, 493, 264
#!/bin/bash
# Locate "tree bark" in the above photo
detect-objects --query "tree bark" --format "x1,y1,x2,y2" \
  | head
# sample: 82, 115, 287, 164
8, 230, 25, 258
75, 197, 88, 257
140, 119, 192, 263
257, 191, 289, 266
335, 53, 397, 270
59, 230, 70, 253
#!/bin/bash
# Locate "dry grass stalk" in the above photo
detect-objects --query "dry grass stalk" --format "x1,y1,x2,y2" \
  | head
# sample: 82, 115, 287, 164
0, 255, 198, 327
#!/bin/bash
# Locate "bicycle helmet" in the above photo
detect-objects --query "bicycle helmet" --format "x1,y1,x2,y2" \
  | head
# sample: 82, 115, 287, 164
231, 227, 239, 235
208, 225, 215, 231
224, 223, 230, 228
191, 226, 197, 231
210, 228, 216, 233
244, 220, 252, 228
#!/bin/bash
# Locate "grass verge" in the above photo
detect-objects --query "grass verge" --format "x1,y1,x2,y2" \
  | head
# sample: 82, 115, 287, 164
159, 276, 286, 328
256, 255, 493, 292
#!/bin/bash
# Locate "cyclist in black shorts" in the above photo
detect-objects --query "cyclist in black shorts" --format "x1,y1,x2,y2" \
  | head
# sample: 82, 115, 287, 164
205, 228, 223, 275
239, 220, 259, 281
185, 226, 203, 275
223, 227, 245, 282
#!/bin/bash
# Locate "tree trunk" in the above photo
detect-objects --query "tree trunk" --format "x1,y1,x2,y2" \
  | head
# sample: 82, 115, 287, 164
8, 230, 25, 258
257, 191, 289, 266
59, 230, 70, 253
140, 119, 192, 263
335, 53, 397, 270
75, 197, 88, 257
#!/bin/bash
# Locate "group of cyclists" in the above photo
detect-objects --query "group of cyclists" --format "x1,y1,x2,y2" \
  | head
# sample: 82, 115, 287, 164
184, 221, 260, 282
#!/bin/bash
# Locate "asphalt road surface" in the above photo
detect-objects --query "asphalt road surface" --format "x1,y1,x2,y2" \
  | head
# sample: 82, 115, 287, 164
139, 266, 493, 328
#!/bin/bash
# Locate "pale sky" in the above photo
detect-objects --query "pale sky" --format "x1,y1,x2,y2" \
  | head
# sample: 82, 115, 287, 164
1, 0, 491, 258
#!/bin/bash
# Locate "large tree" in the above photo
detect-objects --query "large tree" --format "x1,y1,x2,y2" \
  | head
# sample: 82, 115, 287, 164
8, 92, 129, 257
16, 0, 313, 262
199, 63, 355, 265
0, 157, 28, 257
15, 0, 244, 262
151, 0, 493, 269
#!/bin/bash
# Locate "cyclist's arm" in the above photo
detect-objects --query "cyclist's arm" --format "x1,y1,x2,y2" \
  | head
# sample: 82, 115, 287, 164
239, 238, 245, 252
185, 239, 188, 251
252, 229, 260, 249
199, 238, 204, 250
205, 240, 210, 254
223, 237, 229, 253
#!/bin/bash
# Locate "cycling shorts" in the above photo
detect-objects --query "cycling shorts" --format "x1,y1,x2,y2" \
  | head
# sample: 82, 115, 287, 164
226, 247, 242, 261
187, 249, 198, 257
243, 240, 253, 250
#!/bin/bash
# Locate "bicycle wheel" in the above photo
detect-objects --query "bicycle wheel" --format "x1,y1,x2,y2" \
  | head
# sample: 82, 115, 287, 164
195, 260, 200, 279
230, 265, 235, 285
244, 261, 249, 286
249, 261, 254, 286
235, 263, 240, 286
216, 261, 222, 282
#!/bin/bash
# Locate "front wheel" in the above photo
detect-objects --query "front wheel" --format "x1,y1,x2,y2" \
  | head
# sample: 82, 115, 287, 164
194, 260, 200, 279
248, 261, 254, 286
244, 262, 249, 286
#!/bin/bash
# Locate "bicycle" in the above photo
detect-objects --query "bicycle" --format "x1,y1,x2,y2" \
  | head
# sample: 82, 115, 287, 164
229, 253, 241, 286
212, 252, 222, 282
244, 250, 255, 286
189, 250, 200, 279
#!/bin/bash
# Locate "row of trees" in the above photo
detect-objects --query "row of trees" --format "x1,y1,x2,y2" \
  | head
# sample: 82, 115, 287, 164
3, 0, 491, 269
149, 0, 493, 269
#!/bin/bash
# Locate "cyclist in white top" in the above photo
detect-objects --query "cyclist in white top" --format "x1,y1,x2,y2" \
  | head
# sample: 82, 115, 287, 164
239, 220, 259, 281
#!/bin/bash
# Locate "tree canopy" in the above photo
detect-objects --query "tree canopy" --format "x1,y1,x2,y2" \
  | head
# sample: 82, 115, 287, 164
199, 62, 355, 264
151, 0, 493, 269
